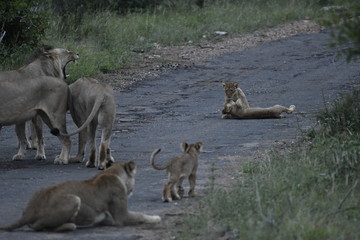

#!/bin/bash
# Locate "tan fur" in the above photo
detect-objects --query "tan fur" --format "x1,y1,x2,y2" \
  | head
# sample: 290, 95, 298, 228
150, 141, 203, 202
0, 46, 79, 162
68, 77, 116, 170
0, 161, 161, 232
222, 81, 295, 119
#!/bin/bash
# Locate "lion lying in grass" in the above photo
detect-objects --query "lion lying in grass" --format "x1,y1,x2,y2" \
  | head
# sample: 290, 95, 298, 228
222, 81, 295, 119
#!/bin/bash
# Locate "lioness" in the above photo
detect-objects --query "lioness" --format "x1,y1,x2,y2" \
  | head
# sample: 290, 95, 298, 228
68, 77, 116, 170
222, 81, 295, 119
0, 46, 79, 161
150, 141, 203, 202
0, 161, 161, 232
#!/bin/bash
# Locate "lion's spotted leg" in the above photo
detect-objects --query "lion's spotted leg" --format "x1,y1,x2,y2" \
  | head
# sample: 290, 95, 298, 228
162, 183, 172, 202
169, 181, 181, 201
13, 123, 27, 160
176, 177, 185, 198
188, 173, 197, 197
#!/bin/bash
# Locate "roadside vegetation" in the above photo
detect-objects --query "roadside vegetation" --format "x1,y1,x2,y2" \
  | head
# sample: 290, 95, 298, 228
0, 0, 358, 82
1, 0, 359, 239
178, 90, 360, 239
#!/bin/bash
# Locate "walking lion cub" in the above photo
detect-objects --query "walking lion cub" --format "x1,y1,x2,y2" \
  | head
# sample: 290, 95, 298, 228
222, 81, 295, 119
0, 161, 161, 232
150, 141, 203, 202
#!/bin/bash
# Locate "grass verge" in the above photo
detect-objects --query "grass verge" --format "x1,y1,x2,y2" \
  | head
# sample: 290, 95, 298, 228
178, 90, 360, 240
3, 0, 355, 82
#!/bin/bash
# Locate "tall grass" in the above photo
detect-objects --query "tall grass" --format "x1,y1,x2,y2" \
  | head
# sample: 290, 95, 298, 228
178, 90, 360, 239
19, 0, 329, 82
2, 0, 357, 81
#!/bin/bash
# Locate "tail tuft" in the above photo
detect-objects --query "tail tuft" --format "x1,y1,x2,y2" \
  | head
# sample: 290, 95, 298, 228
50, 128, 60, 136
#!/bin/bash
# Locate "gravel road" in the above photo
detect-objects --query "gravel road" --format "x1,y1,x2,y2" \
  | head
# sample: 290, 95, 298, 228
0, 30, 359, 240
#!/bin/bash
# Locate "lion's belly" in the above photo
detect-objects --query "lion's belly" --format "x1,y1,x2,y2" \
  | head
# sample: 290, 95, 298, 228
0, 107, 37, 125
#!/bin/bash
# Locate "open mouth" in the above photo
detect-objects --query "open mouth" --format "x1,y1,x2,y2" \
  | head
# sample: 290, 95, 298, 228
63, 55, 79, 79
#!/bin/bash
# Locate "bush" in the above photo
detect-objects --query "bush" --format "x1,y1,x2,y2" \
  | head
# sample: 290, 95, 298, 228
0, 0, 49, 62
322, 2, 360, 61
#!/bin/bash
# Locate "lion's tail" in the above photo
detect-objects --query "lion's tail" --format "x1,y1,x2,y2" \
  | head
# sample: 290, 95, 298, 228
150, 149, 170, 170
58, 93, 105, 137
0, 217, 28, 231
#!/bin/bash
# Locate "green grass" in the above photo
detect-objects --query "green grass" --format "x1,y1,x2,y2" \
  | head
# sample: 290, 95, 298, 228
2, 0, 351, 82
177, 90, 360, 240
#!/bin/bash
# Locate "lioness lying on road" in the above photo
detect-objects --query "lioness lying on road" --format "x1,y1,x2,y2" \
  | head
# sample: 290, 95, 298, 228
0, 46, 79, 161
150, 141, 203, 202
222, 81, 295, 119
0, 161, 161, 232
68, 77, 116, 170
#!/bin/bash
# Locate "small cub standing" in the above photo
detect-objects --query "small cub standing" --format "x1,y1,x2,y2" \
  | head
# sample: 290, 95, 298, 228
0, 161, 161, 232
150, 141, 203, 202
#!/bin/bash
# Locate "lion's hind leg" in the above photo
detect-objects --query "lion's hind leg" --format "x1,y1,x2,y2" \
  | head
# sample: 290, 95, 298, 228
85, 121, 98, 168
287, 105, 296, 114
98, 126, 114, 170
162, 183, 172, 202
30, 194, 81, 231
188, 172, 197, 197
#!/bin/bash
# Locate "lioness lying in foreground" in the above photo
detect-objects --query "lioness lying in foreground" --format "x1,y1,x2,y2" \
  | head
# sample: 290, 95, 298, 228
150, 141, 203, 202
0, 161, 161, 232
222, 81, 295, 119
68, 77, 116, 170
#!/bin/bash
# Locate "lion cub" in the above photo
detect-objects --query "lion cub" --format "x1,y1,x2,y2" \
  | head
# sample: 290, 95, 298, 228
0, 161, 161, 232
222, 81, 295, 119
150, 141, 203, 202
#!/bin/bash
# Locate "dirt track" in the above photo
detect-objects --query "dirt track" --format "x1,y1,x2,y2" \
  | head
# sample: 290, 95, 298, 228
0, 30, 359, 240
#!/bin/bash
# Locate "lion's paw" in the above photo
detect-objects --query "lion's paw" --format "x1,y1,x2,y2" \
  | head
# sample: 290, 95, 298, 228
69, 155, 84, 163
12, 154, 25, 161
54, 157, 69, 165
288, 105, 296, 113
86, 161, 96, 168
35, 154, 46, 160
146, 215, 161, 223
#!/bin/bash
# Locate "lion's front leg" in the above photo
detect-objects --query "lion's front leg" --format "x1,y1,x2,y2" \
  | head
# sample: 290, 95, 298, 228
13, 123, 27, 160
32, 116, 46, 160
122, 211, 161, 226
235, 88, 250, 108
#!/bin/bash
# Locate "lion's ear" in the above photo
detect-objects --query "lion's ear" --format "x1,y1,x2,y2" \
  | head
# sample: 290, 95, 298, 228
195, 142, 203, 152
222, 82, 226, 88
43, 51, 51, 57
234, 82, 238, 88
125, 161, 137, 175
181, 141, 189, 152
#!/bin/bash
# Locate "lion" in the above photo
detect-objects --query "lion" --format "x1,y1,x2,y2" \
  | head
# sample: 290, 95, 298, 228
222, 81, 295, 119
0, 76, 84, 164
0, 46, 79, 161
150, 141, 203, 202
67, 77, 116, 170
0, 161, 161, 232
